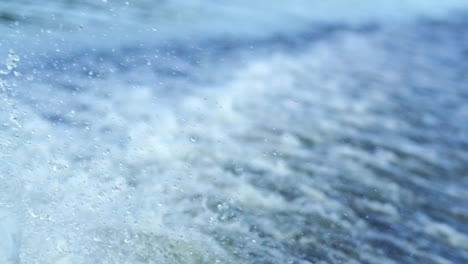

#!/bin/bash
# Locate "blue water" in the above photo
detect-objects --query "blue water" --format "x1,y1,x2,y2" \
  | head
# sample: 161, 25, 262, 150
1, 1, 468, 263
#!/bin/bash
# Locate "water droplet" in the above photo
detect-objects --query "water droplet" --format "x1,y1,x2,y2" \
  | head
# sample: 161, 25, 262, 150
29, 211, 39, 218
2, 49, 20, 75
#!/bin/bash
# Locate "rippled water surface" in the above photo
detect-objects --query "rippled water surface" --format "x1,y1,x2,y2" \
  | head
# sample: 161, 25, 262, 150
1, 1, 468, 263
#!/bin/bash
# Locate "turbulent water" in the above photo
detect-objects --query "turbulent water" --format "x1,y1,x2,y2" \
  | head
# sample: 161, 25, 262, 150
1, 1, 468, 263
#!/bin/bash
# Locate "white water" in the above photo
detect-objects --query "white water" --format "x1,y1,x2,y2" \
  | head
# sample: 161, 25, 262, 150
1, 1, 468, 263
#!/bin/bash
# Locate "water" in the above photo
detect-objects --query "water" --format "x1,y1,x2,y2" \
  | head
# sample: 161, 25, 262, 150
1, 1, 468, 263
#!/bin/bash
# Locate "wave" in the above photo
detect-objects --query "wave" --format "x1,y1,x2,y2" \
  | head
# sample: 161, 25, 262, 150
1, 2, 468, 263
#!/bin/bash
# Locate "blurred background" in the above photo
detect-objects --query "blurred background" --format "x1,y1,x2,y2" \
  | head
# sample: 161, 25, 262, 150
1, 1, 468, 263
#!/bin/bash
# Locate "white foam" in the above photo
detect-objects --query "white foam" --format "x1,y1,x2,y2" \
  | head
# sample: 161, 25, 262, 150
0, 210, 18, 264
0, 9, 467, 262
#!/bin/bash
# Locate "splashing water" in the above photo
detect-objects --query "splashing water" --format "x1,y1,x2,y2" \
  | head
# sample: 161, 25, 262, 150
0, 1, 468, 264
0, 50, 19, 76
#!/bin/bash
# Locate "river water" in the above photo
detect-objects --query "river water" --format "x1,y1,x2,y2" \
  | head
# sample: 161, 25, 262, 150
1, 1, 468, 263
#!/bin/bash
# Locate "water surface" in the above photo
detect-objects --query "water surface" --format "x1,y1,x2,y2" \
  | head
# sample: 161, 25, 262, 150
1, 1, 468, 263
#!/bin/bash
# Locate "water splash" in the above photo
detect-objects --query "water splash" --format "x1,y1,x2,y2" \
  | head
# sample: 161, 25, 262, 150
0, 50, 19, 76
0, 2, 468, 264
